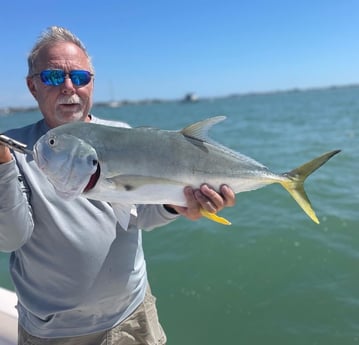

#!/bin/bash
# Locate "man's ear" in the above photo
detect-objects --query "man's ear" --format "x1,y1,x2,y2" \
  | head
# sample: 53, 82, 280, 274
26, 77, 37, 99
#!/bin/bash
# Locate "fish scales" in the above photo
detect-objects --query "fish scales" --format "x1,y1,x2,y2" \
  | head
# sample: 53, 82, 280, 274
48, 122, 275, 193
33, 116, 341, 227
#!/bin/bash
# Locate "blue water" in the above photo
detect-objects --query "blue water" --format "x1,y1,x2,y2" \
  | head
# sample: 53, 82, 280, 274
1, 86, 358, 344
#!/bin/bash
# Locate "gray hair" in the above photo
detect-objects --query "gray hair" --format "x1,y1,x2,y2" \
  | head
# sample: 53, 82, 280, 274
27, 26, 94, 76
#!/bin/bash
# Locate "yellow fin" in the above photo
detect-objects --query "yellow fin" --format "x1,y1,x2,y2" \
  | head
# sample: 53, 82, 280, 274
281, 181, 320, 224
280, 150, 340, 224
200, 208, 232, 225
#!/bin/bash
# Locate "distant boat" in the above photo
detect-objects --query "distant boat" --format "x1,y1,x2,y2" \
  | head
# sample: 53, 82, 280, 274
108, 101, 122, 108
182, 92, 199, 102
0, 287, 17, 344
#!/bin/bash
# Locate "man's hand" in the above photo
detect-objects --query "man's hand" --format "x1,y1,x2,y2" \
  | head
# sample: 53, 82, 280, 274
0, 145, 12, 164
168, 184, 235, 220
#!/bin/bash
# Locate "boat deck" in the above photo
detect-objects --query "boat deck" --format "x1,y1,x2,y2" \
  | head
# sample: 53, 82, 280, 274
0, 287, 17, 344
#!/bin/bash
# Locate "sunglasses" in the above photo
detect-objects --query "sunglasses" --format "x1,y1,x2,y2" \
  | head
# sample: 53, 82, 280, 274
32, 69, 94, 87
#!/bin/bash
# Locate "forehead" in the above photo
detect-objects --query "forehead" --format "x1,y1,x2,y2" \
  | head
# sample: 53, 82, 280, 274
36, 42, 91, 71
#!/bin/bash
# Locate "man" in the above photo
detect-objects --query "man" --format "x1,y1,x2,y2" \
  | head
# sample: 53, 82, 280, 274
0, 26, 235, 345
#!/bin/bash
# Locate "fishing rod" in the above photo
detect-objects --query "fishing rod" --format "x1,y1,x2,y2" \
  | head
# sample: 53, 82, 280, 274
0, 134, 33, 155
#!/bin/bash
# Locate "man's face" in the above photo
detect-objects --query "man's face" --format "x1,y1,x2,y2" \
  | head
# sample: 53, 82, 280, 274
27, 42, 94, 128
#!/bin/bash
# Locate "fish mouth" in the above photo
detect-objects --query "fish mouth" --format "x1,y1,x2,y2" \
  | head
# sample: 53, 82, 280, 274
83, 163, 101, 192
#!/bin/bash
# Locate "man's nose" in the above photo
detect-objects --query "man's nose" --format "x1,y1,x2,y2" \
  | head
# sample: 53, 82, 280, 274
61, 76, 76, 94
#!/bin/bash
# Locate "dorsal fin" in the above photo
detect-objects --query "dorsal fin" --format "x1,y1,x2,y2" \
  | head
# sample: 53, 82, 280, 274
181, 116, 226, 142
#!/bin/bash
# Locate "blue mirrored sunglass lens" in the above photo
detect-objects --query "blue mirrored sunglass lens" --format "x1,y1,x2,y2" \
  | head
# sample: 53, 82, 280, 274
69, 70, 92, 86
39, 70, 92, 86
40, 70, 65, 86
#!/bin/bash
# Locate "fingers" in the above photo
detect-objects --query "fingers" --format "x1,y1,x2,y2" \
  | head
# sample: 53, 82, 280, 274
0, 145, 12, 164
194, 185, 219, 213
195, 184, 235, 212
183, 186, 202, 219
166, 187, 202, 220
168, 184, 236, 221
219, 184, 236, 207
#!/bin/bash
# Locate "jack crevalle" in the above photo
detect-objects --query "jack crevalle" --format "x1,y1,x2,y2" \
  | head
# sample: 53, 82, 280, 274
33, 116, 340, 229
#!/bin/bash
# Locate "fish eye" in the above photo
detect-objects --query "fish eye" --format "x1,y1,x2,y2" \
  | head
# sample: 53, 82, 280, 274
92, 159, 98, 166
48, 136, 56, 146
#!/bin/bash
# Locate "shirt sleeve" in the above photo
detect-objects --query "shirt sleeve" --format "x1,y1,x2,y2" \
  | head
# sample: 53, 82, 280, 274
0, 159, 34, 252
135, 204, 180, 231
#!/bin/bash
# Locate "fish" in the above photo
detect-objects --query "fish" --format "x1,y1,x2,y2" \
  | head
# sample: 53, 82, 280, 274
33, 116, 340, 229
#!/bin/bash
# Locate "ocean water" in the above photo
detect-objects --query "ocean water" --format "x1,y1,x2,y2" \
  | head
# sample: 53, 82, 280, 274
0, 86, 358, 344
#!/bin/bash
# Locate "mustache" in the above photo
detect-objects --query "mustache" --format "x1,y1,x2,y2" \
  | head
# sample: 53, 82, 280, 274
56, 96, 83, 105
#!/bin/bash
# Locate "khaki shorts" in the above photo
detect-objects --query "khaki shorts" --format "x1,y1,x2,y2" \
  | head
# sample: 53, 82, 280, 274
18, 285, 167, 345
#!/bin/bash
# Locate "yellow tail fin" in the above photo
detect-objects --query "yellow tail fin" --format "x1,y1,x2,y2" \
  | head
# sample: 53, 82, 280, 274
280, 150, 341, 224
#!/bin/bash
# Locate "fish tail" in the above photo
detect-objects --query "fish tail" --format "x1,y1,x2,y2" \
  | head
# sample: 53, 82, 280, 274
280, 150, 341, 224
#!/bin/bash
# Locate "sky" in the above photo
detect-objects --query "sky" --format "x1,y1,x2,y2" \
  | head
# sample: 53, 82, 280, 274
1, 0, 359, 108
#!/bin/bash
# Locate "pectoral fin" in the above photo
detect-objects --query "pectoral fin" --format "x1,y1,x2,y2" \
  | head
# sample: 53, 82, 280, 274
200, 208, 232, 225
111, 203, 138, 230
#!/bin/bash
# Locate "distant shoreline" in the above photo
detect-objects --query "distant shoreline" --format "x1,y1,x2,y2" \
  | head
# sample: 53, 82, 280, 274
1, 83, 358, 116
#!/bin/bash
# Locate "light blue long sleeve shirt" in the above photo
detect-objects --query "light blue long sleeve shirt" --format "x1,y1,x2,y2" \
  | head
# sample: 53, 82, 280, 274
0, 116, 178, 337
